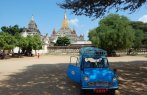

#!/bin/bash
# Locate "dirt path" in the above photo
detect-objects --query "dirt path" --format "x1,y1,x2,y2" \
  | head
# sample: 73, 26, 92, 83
0, 55, 147, 95
0, 55, 70, 81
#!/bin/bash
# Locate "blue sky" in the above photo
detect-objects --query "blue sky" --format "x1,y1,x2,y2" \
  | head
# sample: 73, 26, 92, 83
0, 0, 147, 40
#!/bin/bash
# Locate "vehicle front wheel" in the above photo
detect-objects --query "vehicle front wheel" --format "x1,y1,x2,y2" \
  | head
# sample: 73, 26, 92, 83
80, 89, 86, 95
108, 90, 115, 95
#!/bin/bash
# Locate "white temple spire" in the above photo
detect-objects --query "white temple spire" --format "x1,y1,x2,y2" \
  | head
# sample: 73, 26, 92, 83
32, 15, 34, 21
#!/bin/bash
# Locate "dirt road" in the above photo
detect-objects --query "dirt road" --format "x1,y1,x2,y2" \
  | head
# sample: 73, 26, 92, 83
0, 55, 147, 95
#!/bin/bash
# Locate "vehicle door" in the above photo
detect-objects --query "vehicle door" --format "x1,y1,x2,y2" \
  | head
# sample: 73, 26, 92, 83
67, 56, 81, 83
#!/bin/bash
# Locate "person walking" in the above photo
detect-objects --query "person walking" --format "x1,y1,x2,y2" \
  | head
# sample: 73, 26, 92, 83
37, 53, 40, 59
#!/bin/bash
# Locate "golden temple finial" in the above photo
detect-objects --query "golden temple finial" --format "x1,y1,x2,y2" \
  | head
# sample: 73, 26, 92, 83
62, 10, 68, 29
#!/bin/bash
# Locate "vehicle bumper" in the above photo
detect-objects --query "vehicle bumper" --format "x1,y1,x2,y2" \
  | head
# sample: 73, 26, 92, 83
81, 87, 118, 94
82, 86, 118, 90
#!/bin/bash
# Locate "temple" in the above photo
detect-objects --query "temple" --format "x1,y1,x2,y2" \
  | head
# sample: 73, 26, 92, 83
50, 12, 84, 43
20, 16, 50, 54
22, 16, 40, 37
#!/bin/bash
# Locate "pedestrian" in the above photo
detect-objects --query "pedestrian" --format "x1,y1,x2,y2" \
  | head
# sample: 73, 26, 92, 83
37, 53, 40, 59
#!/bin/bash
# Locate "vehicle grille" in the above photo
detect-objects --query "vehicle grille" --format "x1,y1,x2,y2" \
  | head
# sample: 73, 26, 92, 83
88, 82, 112, 86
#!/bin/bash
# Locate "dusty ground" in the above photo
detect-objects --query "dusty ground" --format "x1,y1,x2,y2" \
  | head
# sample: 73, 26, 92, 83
0, 55, 147, 95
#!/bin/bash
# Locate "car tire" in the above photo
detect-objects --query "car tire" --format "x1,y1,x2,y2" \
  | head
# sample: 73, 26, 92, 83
80, 89, 86, 95
108, 90, 115, 95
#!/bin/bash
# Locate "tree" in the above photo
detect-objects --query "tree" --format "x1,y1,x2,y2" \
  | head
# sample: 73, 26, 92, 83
89, 14, 135, 52
130, 21, 147, 45
0, 32, 16, 54
32, 35, 42, 55
1, 25, 25, 55
133, 29, 144, 49
22, 35, 42, 56
1, 25, 24, 36
88, 28, 100, 47
14, 33, 28, 56
131, 21, 147, 33
143, 35, 147, 45
19, 37, 28, 49
55, 36, 70, 46
59, 0, 146, 18
0, 33, 5, 50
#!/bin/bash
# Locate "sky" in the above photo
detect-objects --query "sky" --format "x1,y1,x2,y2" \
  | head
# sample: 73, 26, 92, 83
0, 0, 147, 40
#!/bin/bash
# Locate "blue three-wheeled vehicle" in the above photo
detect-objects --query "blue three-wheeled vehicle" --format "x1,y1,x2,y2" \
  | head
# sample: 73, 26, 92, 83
67, 47, 118, 95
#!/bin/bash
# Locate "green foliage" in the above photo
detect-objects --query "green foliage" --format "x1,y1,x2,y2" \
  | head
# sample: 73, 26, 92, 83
144, 40, 147, 45
1, 25, 24, 36
21, 35, 42, 56
19, 36, 28, 49
130, 21, 147, 45
0, 25, 42, 56
1, 25, 25, 51
131, 21, 147, 33
15, 32, 26, 48
55, 36, 70, 46
0, 34, 5, 49
26, 35, 42, 50
59, 0, 146, 18
133, 29, 144, 49
88, 28, 99, 47
0, 32, 16, 50
32, 35, 42, 50
89, 14, 135, 51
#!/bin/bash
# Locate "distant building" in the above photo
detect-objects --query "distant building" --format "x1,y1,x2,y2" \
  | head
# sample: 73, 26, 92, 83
50, 12, 84, 44
18, 16, 50, 54
41, 34, 50, 53
21, 16, 41, 37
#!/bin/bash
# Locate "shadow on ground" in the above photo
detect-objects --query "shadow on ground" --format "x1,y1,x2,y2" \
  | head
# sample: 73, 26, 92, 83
110, 61, 147, 95
0, 63, 80, 95
0, 61, 147, 95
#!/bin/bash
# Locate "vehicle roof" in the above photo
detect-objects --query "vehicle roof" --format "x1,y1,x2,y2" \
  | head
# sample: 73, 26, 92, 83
80, 47, 107, 58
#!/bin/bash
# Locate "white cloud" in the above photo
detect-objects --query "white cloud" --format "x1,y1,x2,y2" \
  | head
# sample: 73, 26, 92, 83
138, 15, 147, 23
69, 18, 79, 27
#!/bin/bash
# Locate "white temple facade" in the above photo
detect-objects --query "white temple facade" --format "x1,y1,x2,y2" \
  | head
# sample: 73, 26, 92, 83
14, 16, 50, 54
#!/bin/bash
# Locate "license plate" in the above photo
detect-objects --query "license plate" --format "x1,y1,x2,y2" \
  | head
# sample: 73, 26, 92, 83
96, 82, 109, 86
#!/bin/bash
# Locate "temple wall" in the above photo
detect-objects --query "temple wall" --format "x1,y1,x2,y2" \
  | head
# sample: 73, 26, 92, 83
47, 47, 147, 56
48, 48, 79, 55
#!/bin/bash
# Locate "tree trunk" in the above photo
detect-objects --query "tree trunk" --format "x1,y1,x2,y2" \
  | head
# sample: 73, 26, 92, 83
18, 47, 21, 58
35, 50, 37, 56
2, 50, 6, 59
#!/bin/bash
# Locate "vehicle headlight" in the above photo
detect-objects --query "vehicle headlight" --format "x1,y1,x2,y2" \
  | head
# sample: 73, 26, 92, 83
84, 76, 89, 81
113, 77, 117, 81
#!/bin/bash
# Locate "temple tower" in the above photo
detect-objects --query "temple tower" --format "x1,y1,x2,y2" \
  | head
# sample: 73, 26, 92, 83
24, 15, 40, 36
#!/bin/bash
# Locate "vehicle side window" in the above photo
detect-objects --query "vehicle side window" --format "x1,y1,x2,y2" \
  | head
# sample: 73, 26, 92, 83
102, 58, 109, 68
70, 56, 79, 67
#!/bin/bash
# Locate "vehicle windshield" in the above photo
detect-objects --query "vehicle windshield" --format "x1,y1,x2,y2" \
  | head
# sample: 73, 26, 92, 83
84, 57, 109, 68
